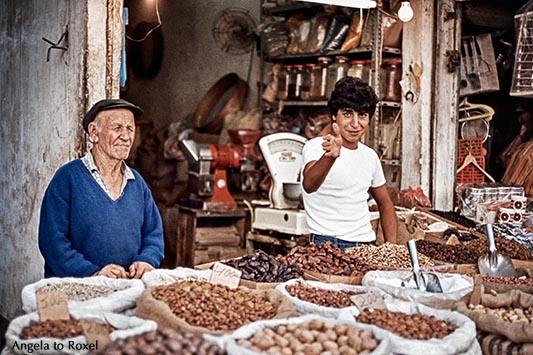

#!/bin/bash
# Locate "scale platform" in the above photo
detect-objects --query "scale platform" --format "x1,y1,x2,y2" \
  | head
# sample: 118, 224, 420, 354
253, 207, 309, 235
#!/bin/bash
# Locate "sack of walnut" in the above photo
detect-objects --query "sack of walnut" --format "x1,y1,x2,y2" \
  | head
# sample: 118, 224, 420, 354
141, 266, 212, 288
4, 310, 157, 355
135, 279, 296, 335
454, 289, 533, 343
21, 276, 145, 314
275, 279, 388, 319
222, 314, 392, 355
362, 270, 473, 309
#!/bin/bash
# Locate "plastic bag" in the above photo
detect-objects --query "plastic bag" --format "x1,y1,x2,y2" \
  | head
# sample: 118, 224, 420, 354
140, 267, 212, 288
320, 15, 350, 53
258, 16, 289, 57
341, 9, 368, 52
303, 13, 330, 53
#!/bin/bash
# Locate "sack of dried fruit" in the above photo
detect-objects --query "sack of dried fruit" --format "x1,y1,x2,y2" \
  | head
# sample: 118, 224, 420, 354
141, 266, 212, 288
338, 299, 481, 355
4, 310, 156, 355
275, 279, 387, 319
223, 314, 391, 355
362, 270, 473, 309
135, 279, 296, 335
21, 276, 145, 314
454, 289, 533, 343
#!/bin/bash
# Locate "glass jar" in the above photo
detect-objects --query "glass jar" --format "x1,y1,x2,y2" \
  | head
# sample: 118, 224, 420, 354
309, 57, 332, 100
326, 56, 351, 97
347, 60, 366, 80
381, 60, 402, 102
300, 63, 315, 101
276, 65, 290, 101
288, 64, 304, 100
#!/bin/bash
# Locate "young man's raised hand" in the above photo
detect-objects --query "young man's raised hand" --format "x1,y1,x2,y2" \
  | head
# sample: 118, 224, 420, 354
322, 122, 343, 158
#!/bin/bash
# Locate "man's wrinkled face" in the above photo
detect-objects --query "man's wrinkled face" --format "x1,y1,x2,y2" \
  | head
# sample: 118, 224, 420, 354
333, 108, 370, 148
91, 108, 135, 161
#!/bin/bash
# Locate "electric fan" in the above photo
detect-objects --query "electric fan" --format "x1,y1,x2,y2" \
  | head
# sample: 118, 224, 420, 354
212, 8, 258, 55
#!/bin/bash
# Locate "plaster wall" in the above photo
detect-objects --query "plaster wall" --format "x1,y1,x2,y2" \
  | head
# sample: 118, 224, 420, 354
122, 0, 261, 130
0, 0, 88, 319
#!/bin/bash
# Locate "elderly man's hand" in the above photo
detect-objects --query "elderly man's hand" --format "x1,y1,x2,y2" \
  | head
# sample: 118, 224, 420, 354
129, 261, 154, 279
322, 122, 342, 158
93, 264, 129, 279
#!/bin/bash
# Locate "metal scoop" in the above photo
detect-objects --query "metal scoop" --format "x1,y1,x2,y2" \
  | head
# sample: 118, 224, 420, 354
402, 239, 443, 293
478, 224, 518, 277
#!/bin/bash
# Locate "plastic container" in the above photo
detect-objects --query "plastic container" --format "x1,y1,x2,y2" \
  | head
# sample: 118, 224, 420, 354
300, 63, 315, 101
288, 64, 304, 100
326, 56, 350, 97
309, 56, 331, 100
347, 60, 366, 80
381, 60, 402, 101
276, 65, 291, 100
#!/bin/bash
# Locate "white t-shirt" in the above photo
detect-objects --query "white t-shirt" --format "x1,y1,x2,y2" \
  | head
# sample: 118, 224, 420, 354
301, 137, 386, 242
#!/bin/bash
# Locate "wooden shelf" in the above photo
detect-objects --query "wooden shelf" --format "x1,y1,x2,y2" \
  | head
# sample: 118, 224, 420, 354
265, 46, 401, 63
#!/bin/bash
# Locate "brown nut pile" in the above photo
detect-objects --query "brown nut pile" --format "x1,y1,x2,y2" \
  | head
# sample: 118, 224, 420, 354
279, 243, 375, 277
224, 250, 303, 283
345, 243, 435, 269
96, 326, 226, 355
39, 282, 125, 301
20, 319, 114, 339
236, 319, 379, 355
466, 238, 532, 260
285, 282, 357, 308
415, 240, 482, 264
151, 280, 276, 331
356, 308, 456, 340
481, 275, 533, 286
468, 304, 533, 323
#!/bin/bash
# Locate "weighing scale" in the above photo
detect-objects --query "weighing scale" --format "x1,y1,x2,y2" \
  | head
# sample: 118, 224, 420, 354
251, 132, 309, 236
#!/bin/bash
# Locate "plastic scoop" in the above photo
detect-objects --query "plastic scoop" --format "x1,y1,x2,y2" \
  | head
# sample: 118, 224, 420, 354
478, 224, 518, 277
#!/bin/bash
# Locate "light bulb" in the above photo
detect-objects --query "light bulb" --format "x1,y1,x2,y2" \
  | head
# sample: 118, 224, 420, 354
398, 1, 414, 22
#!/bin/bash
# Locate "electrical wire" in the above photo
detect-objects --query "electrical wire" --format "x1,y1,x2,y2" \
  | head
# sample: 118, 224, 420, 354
126, 0, 162, 42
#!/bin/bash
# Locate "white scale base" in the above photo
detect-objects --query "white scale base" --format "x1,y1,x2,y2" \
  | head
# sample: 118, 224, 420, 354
252, 207, 309, 235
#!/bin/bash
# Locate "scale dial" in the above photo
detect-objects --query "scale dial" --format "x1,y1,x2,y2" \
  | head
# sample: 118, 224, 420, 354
267, 139, 305, 154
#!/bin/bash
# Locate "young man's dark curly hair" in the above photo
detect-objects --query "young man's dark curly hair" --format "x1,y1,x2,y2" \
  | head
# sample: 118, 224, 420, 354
327, 76, 378, 118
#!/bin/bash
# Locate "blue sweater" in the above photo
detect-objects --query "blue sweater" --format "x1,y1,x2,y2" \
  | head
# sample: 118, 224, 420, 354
38, 159, 164, 278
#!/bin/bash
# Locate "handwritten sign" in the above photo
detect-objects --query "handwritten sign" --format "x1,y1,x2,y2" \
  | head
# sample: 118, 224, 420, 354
209, 262, 242, 289
36, 290, 70, 321
350, 292, 387, 311
80, 319, 111, 349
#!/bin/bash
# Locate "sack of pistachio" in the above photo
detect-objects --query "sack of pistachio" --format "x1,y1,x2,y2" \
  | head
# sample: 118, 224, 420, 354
454, 289, 533, 344
3, 310, 156, 355
338, 299, 481, 355
135, 279, 296, 335
21, 277, 144, 314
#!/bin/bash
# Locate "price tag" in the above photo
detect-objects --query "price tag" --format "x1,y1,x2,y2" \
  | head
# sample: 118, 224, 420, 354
35, 290, 70, 321
350, 292, 387, 311
209, 262, 242, 289
80, 319, 111, 350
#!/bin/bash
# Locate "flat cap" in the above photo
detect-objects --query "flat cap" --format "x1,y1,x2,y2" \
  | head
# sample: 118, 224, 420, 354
83, 99, 143, 133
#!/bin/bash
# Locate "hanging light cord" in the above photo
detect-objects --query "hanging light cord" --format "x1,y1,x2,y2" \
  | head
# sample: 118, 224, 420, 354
126, 0, 162, 42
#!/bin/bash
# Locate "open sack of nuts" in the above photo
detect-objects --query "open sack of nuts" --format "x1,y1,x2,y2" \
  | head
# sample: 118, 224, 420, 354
21, 277, 145, 314
362, 270, 473, 309
4, 310, 156, 355
338, 299, 481, 355
141, 267, 212, 288
480, 274, 533, 294
275, 279, 387, 319
222, 314, 392, 355
454, 289, 533, 344
95, 326, 226, 355
135, 279, 296, 335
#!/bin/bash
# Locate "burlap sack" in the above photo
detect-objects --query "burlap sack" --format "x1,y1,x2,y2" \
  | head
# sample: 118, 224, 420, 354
477, 332, 533, 355
135, 285, 296, 335
454, 290, 533, 343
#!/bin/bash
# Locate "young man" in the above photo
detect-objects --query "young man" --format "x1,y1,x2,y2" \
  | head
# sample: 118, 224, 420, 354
302, 77, 397, 250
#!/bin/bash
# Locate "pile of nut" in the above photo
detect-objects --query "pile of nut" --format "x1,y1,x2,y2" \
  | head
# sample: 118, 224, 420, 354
356, 309, 456, 340
151, 280, 276, 331
224, 250, 303, 283
467, 304, 533, 323
285, 282, 356, 308
481, 276, 533, 286
345, 243, 434, 269
279, 243, 375, 277
466, 238, 533, 260
39, 282, 125, 301
415, 240, 482, 264
97, 326, 226, 355
20, 319, 114, 339
236, 319, 379, 355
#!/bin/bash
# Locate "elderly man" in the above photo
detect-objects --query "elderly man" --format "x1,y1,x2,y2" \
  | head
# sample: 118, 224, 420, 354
38, 99, 164, 279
